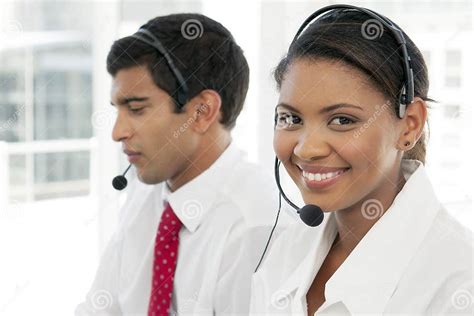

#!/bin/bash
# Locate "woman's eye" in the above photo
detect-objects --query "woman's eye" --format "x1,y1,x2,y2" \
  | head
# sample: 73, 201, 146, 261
329, 116, 355, 125
275, 113, 302, 128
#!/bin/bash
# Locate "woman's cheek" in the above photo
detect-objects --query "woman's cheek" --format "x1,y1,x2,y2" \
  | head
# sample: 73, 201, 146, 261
343, 136, 376, 171
273, 131, 294, 161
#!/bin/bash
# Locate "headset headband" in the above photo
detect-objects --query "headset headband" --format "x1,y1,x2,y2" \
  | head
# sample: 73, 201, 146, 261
291, 4, 414, 118
131, 28, 189, 108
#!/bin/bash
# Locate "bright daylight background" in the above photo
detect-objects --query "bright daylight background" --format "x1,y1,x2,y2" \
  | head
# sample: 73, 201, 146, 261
0, 0, 472, 315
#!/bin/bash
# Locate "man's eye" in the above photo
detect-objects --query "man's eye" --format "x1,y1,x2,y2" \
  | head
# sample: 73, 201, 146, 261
329, 116, 355, 125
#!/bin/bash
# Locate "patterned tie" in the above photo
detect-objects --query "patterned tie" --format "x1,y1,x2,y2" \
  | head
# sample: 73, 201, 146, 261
148, 202, 183, 316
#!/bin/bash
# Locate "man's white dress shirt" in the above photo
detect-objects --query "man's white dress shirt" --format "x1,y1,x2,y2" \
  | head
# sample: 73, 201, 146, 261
251, 159, 473, 315
75, 143, 291, 315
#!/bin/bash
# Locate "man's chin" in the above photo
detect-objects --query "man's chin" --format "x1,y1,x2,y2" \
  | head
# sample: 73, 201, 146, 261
136, 170, 165, 185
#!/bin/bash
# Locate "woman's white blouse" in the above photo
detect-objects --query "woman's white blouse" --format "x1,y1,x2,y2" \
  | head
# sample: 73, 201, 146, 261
251, 159, 473, 315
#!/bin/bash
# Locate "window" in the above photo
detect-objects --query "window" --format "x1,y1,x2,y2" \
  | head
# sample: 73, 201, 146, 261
0, 44, 92, 203
443, 104, 461, 119
445, 50, 462, 87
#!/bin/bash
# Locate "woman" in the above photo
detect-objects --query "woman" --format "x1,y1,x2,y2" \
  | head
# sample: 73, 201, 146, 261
251, 5, 473, 315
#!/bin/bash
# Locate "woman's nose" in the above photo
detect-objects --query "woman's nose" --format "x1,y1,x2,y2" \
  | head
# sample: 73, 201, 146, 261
293, 130, 331, 161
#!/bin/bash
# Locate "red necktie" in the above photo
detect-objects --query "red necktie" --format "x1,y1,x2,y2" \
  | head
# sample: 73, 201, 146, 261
148, 202, 182, 316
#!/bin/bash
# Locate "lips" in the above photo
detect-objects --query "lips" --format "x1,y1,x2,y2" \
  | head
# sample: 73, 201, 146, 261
123, 149, 141, 164
123, 149, 141, 156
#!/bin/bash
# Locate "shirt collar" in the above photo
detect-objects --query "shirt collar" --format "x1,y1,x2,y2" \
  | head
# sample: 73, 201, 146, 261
274, 213, 338, 312
160, 142, 243, 233
274, 159, 441, 314
324, 159, 441, 314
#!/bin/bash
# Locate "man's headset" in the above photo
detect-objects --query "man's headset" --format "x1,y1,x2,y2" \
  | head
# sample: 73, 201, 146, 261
254, 4, 415, 272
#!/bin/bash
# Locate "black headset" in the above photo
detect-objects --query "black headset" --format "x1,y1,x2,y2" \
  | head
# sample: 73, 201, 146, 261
255, 4, 416, 272
292, 4, 414, 119
131, 28, 189, 108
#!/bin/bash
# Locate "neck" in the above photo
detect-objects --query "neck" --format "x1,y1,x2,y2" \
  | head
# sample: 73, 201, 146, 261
330, 167, 407, 259
167, 131, 232, 192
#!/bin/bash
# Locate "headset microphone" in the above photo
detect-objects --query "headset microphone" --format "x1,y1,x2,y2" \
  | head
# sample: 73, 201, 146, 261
254, 157, 324, 272
112, 164, 132, 191
275, 157, 324, 227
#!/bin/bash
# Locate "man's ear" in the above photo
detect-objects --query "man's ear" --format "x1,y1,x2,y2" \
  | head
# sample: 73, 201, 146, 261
396, 97, 427, 150
186, 89, 222, 134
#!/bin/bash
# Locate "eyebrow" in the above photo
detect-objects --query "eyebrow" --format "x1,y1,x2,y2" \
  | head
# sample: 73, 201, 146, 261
276, 102, 363, 114
110, 97, 150, 106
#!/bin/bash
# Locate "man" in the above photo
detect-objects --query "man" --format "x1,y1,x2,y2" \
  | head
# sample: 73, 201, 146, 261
75, 13, 290, 315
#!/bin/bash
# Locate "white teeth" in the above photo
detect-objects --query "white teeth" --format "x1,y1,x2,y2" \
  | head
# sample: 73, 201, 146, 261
302, 169, 346, 182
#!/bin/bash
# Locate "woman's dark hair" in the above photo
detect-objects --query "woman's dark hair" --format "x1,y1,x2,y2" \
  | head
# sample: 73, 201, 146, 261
107, 13, 249, 130
274, 9, 432, 163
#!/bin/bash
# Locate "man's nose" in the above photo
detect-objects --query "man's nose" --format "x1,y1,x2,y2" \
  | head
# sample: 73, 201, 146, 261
111, 112, 133, 142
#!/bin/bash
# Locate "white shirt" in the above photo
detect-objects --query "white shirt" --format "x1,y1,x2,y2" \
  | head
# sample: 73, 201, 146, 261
75, 142, 292, 315
250, 159, 474, 315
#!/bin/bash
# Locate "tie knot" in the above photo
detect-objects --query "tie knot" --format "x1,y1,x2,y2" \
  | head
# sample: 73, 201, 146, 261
159, 203, 183, 236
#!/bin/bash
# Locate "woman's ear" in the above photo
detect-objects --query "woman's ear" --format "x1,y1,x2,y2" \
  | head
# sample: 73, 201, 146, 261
185, 89, 222, 134
397, 97, 427, 150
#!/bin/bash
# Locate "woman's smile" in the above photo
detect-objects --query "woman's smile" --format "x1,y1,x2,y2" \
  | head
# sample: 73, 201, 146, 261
296, 164, 351, 190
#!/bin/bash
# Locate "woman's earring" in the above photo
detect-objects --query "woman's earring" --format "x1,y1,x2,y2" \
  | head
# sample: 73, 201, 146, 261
404, 141, 411, 147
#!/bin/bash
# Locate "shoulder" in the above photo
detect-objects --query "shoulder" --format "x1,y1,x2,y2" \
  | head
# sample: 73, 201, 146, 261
397, 206, 473, 308
423, 217, 474, 315
422, 206, 473, 270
